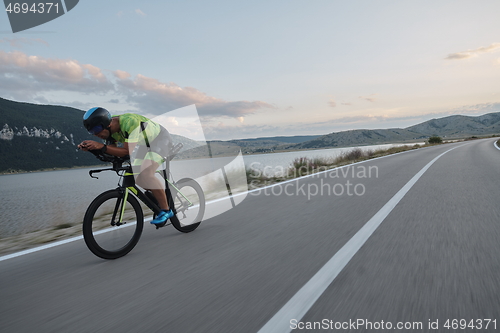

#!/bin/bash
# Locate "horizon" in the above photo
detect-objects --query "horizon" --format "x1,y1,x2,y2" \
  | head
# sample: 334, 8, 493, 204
2, 96, 500, 142
1, 1, 499, 140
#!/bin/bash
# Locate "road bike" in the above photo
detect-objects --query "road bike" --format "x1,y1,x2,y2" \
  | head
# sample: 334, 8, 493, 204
82, 144, 205, 259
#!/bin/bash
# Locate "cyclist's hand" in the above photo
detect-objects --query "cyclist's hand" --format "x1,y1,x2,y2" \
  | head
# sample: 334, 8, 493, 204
78, 140, 105, 151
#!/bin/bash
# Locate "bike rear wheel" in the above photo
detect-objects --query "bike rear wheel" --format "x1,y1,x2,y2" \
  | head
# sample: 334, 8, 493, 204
170, 178, 205, 233
83, 189, 144, 259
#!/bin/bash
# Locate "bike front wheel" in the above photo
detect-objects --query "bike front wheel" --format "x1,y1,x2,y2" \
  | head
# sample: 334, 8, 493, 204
83, 189, 144, 259
170, 178, 205, 233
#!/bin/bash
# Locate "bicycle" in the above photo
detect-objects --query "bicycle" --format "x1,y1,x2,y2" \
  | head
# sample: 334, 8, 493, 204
82, 143, 205, 259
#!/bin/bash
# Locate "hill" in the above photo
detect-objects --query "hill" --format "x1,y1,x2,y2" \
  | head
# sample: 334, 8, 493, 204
0, 97, 208, 172
231, 135, 320, 145
290, 113, 500, 150
406, 113, 500, 137
1, 96, 500, 171
290, 128, 425, 150
0, 97, 100, 172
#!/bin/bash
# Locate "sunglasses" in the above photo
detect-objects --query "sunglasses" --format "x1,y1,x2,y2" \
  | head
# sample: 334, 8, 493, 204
89, 124, 105, 135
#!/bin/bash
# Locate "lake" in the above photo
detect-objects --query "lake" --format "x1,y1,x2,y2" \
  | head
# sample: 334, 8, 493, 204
0, 143, 417, 237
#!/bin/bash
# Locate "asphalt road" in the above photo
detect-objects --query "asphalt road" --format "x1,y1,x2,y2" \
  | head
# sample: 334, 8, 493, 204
1, 139, 500, 333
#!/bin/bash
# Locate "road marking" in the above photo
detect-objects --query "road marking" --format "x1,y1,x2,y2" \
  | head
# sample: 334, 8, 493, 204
0, 219, 147, 262
257, 144, 464, 333
0, 235, 84, 262
0, 143, 457, 262
494, 139, 500, 151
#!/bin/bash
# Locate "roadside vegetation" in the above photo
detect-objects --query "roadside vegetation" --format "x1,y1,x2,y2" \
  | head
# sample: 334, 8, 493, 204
246, 140, 457, 189
0, 222, 82, 257
247, 144, 426, 189
428, 136, 443, 144
246, 135, 500, 189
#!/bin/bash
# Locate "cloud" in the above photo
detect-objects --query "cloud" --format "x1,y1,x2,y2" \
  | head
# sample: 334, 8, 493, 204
0, 51, 273, 120
116, 9, 146, 18
446, 43, 500, 60
328, 99, 336, 108
328, 114, 391, 124
359, 94, 378, 102
199, 100, 274, 117
113, 69, 131, 79
202, 123, 284, 140
196, 103, 500, 140
30, 96, 96, 110
0, 50, 113, 99
446, 53, 472, 60
450, 102, 500, 114
60, 100, 97, 110
0, 37, 49, 48
202, 114, 405, 140
115, 73, 274, 117
32, 95, 50, 104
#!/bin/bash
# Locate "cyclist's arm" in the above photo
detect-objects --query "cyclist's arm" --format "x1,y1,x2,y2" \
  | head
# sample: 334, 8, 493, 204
79, 140, 129, 157
103, 143, 129, 158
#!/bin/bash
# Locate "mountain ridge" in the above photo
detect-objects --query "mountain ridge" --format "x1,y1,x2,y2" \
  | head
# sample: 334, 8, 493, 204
1, 96, 499, 171
289, 112, 500, 150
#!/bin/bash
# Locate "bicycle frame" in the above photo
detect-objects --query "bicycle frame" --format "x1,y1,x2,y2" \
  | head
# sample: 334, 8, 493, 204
91, 163, 194, 227
83, 144, 204, 259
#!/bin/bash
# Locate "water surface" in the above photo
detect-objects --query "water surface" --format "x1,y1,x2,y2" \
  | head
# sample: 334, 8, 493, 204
0, 143, 417, 237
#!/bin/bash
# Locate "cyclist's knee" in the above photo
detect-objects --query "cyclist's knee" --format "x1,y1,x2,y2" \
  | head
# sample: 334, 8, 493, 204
136, 171, 162, 190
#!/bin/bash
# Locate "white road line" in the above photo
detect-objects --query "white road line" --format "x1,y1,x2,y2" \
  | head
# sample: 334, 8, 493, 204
0, 235, 84, 262
257, 144, 464, 333
494, 139, 500, 151
0, 219, 149, 262
0, 143, 458, 262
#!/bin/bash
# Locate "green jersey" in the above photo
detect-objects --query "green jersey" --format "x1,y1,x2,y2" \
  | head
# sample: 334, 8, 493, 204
110, 113, 161, 145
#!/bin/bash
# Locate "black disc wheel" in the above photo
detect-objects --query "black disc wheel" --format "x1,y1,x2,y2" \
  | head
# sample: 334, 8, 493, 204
83, 189, 144, 259
169, 178, 205, 233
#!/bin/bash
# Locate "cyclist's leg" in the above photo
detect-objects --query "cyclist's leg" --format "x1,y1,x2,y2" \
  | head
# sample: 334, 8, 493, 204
149, 125, 174, 162
135, 157, 169, 210
137, 157, 175, 225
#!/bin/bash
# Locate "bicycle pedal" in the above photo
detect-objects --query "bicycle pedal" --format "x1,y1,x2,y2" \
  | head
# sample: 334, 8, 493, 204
155, 222, 166, 229
154, 221, 171, 229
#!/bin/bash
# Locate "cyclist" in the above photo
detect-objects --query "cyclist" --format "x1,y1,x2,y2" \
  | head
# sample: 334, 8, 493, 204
78, 107, 174, 225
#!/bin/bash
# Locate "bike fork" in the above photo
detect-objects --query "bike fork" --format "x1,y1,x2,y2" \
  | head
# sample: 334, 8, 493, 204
111, 188, 129, 226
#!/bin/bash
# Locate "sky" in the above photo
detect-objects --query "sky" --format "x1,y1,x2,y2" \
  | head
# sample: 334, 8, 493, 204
0, 0, 500, 140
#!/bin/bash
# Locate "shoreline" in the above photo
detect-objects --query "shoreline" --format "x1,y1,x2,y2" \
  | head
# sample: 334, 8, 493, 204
0, 138, 435, 175
0, 164, 107, 176
0, 136, 495, 258
0, 139, 453, 258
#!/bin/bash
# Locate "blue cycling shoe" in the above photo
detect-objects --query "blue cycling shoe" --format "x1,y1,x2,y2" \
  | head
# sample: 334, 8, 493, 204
151, 209, 175, 225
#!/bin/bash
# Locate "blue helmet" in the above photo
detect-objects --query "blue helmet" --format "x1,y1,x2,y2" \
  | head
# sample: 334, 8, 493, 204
83, 107, 111, 135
